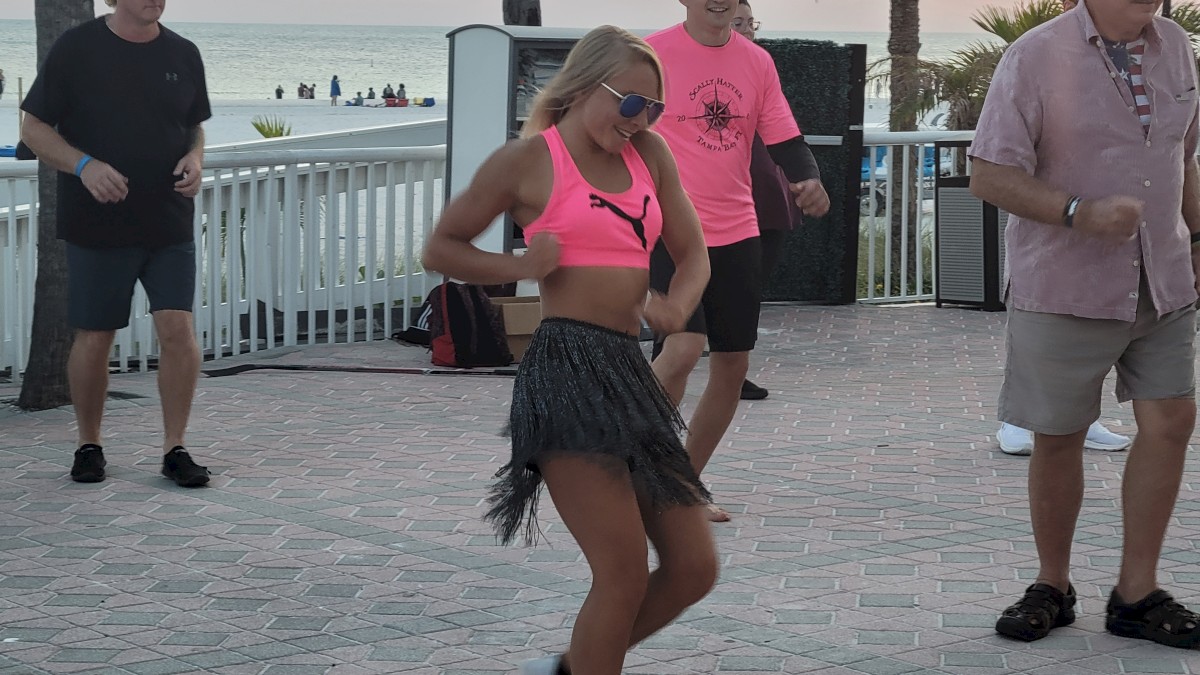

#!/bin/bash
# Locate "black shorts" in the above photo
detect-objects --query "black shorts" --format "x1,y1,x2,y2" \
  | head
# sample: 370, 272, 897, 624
649, 236, 762, 353
66, 242, 196, 330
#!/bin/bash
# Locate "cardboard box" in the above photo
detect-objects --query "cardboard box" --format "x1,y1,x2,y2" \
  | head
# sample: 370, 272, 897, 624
491, 296, 541, 362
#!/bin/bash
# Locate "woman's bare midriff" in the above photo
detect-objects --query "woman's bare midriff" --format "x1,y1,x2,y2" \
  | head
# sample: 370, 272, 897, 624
537, 266, 651, 335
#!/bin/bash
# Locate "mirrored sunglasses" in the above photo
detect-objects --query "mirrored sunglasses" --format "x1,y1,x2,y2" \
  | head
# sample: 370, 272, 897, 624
601, 83, 665, 125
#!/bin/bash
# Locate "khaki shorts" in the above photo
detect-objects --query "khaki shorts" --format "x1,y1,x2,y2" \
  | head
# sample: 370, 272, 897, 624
999, 292, 1196, 436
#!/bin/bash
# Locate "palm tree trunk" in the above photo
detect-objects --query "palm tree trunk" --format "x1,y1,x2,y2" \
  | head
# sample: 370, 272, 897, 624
888, 0, 921, 133
502, 0, 542, 26
888, 0, 921, 295
17, 0, 93, 410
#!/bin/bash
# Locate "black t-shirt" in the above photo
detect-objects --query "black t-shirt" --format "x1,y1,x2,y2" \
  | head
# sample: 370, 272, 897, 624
21, 18, 212, 249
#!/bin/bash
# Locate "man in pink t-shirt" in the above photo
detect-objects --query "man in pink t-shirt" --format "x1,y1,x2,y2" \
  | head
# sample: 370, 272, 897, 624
647, 0, 829, 521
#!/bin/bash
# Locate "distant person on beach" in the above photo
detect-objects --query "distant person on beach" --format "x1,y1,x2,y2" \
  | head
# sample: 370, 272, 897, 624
382, 83, 395, 99
647, 0, 829, 522
310, 83, 317, 100
330, 75, 341, 106
396, 83, 406, 100
366, 87, 375, 99
352, 91, 363, 106
0, 69, 5, 100
971, 0, 1200, 649
297, 82, 306, 99
19, 0, 213, 489
423, 25, 716, 675
275, 84, 283, 99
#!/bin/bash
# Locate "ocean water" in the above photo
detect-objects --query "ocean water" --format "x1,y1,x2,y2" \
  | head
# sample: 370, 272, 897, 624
0, 19, 992, 102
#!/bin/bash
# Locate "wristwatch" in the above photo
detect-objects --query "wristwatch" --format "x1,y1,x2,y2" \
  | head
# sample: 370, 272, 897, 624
1062, 196, 1082, 228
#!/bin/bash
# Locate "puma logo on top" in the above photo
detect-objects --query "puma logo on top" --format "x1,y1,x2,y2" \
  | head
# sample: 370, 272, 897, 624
589, 194, 651, 250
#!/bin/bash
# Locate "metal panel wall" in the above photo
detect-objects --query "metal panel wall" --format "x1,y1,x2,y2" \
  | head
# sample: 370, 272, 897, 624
936, 187, 986, 303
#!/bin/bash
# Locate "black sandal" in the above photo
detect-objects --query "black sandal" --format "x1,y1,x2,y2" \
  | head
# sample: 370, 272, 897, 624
995, 582, 1076, 642
1107, 589, 1200, 649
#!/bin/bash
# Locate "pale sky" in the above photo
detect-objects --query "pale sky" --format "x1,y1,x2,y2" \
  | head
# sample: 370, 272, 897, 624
0, 0, 1000, 34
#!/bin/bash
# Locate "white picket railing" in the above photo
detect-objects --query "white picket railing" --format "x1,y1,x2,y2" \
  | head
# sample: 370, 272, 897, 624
3, 130, 984, 380
858, 130, 975, 303
0, 168, 37, 383
0, 146, 446, 381
192, 147, 445, 366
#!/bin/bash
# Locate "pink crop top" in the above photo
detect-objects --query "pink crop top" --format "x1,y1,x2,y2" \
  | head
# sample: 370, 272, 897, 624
520, 126, 663, 269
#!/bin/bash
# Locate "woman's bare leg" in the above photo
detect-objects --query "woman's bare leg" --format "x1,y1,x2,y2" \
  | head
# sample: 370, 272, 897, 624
540, 455, 651, 675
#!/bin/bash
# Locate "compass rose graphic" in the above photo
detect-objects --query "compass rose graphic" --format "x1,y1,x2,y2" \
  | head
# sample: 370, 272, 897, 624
686, 81, 747, 145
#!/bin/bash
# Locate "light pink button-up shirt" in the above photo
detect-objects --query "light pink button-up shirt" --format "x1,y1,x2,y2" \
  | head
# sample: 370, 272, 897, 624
969, 0, 1199, 320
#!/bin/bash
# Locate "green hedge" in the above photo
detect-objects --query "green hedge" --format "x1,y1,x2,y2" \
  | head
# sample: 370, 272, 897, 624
758, 39, 863, 303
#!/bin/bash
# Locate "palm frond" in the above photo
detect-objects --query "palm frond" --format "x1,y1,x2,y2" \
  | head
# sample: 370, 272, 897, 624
973, 0, 1064, 43
251, 114, 292, 139
1169, 2, 1200, 52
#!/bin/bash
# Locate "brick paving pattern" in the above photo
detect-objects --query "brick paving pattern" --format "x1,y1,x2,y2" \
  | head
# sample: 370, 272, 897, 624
1, 304, 1199, 674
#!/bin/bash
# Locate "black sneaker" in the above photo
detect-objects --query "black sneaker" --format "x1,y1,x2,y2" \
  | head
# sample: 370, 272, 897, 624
162, 447, 210, 487
70, 444, 106, 483
1107, 588, 1200, 649
995, 582, 1076, 642
740, 380, 769, 400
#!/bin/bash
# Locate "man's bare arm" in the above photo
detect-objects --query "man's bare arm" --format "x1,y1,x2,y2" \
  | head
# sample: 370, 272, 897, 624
970, 158, 1142, 243
173, 125, 206, 198
20, 112, 86, 175
969, 158, 1072, 226
21, 112, 129, 203
187, 126, 205, 159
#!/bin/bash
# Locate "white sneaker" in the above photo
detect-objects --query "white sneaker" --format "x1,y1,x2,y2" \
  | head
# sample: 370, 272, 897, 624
997, 422, 1033, 456
997, 421, 1132, 455
1084, 421, 1131, 451
520, 655, 564, 675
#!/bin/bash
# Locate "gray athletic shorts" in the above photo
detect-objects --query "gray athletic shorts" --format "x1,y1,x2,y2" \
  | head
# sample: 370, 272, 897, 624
999, 283, 1196, 436
66, 242, 196, 331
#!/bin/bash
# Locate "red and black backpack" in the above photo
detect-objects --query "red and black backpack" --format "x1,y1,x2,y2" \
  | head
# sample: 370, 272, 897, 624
427, 282, 513, 368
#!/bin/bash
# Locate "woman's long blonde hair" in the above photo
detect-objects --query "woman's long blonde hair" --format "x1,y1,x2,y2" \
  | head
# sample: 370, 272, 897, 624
522, 26, 664, 139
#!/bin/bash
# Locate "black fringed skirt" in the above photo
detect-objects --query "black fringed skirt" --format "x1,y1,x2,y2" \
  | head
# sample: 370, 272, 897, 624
485, 317, 711, 545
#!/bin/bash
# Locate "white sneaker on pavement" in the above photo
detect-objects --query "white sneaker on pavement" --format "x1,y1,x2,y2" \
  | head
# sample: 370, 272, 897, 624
998, 421, 1132, 455
1084, 421, 1132, 451
997, 422, 1033, 456
520, 655, 565, 675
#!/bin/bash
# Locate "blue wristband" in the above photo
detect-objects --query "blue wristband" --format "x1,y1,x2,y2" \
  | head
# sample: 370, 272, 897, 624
74, 155, 92, 177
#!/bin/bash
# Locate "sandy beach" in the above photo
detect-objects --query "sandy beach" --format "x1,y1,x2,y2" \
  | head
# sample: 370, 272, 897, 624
0, 95, 929, 157
0, 98, 449, 151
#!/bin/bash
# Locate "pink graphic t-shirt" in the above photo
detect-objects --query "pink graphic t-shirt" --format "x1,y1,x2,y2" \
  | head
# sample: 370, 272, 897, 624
646, 23, 801, 247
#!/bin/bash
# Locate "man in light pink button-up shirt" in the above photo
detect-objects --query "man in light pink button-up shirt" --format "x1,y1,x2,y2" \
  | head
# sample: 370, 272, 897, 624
971, 0, 1200, 649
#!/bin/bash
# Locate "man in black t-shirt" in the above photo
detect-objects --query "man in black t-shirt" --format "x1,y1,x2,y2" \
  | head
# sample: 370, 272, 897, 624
21, 0, 213, 488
